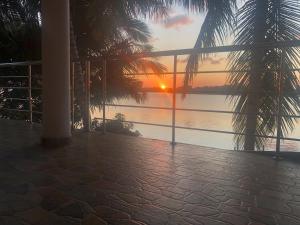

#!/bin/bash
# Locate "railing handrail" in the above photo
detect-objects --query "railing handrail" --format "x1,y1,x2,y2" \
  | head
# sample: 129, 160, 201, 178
126, 40, 300, 58
104, 103, 300, 118
94, 117, 300, 142
2, 39, 300, 151
0, 61, 41, 68
0, 61, 42, 123
97, 42, 300, 151
68, 40, 300, 62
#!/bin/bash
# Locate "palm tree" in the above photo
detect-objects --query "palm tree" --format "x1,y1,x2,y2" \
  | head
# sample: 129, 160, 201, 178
228, 0, 300, 150
0, 0, 41, 61
0, 0, 167, 124
184, 0, 300, 151
173, 0, 237, 86
70, 0, 168, 127
0, 0, 41, 121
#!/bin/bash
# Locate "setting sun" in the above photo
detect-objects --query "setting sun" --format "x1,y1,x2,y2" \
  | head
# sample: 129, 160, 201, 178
160, 84, 167, 90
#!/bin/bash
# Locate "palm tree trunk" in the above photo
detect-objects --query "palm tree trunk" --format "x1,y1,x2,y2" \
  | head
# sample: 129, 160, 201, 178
70, 18, 88, 130
244, 0, 269, 151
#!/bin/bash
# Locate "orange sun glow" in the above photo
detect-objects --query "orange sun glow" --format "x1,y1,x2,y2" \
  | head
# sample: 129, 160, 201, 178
160, 84, 167, 90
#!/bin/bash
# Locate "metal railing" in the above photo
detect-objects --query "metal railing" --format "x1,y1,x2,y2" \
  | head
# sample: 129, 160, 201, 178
0, 60, 78, 128
0, 61, 42, 123
1, 40, 300, 152
90, 41, 300, 152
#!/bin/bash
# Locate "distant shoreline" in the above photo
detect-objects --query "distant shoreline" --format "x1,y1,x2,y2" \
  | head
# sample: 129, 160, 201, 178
141, 85, 241, 95
142, 85, 300, 96
142, 91, 236, 96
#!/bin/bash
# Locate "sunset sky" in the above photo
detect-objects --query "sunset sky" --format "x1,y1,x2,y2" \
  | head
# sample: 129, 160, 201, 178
139, 5, 230, 88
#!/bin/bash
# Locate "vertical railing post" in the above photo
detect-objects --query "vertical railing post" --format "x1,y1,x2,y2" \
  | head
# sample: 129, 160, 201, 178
85, 60, 91, 131
71, 62, 75, 130
171, 55, 177, 146
275, 49, 284, 156
236, 137, 240, 151
28, 64, 32, 123
102, 59, 107, 134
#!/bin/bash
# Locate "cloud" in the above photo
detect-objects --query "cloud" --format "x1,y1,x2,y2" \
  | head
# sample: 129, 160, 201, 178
162, 15, 194, 30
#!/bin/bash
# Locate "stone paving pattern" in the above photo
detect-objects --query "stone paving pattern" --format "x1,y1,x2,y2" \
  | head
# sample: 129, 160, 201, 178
1, 120, 300, 225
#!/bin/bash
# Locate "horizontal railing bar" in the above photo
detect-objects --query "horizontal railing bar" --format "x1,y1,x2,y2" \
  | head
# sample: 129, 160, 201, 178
1, 69, 298, 79
0, 87, 29, 89
105, 104, 300, 118
106, 104, 172, 111
0, 61, 41, 68
175, 125, 263, 137
72, 41, 300, 62
2, 98, 41, 103
176, 108, 300, 118
0, 108, 42, 114
125, 70, 245, 76
2, 42, 300, 65
0, 75, 41, 78
280, 137, 300, 142
0, 76, 28, 78
0, 87, 41, 90
0, 108, 29, 112
175, 126, 300, 141
107, 40, 300, 59
95, 117, 300, 142
3, 98, 29, 101
0, 68, 297, 77
124, 68, 300, 76
95, 117, 172, 128
176, 108, 241, 114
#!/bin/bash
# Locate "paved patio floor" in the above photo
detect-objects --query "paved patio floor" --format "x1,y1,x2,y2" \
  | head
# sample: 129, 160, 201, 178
1, 120, 300, 225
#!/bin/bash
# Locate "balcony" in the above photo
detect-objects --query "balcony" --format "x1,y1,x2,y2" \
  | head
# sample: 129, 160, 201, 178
2, 1, 300, 224
0, 118, 300, 225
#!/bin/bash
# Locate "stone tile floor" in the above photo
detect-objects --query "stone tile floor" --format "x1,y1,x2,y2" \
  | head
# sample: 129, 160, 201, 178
0, 120, 300, 225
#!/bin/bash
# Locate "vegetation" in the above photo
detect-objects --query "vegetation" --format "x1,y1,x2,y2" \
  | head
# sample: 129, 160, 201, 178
0, 0, 166, 124
0, 0, 42, 121
183, 0, 300, 151
71, 0, 167, 128
1, 0, 300, 150
92, 113, 141, 137
228, 0, 300, 150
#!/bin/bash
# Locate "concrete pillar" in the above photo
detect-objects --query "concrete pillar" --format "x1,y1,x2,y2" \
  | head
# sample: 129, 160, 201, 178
41, 0, 71, 146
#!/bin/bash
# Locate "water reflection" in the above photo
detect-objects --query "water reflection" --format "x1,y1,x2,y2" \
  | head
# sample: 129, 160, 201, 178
92, 93, 300, 152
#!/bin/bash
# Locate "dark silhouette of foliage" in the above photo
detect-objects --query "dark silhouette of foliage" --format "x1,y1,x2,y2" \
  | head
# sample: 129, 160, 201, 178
184, 0, 300, 150
0, 0, 167, 124
92, 113, 141, 137
228, 0, 300, 150
0, 0, 42, 121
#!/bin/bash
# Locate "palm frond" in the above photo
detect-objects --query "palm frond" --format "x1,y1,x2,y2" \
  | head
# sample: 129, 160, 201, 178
228, 0, 300, 150
184, 0, 236, 87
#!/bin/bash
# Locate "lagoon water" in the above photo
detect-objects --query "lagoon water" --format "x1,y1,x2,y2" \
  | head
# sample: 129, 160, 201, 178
92, 93, 300, 152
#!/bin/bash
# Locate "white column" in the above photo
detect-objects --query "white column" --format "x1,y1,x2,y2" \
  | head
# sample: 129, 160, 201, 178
41, 0, 71, 145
